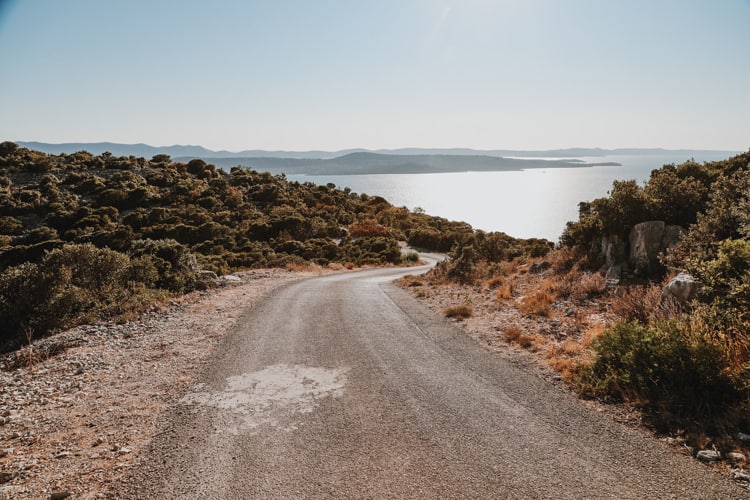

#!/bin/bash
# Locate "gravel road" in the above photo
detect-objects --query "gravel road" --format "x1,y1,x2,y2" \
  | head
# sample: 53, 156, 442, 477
121, 259, 747, 499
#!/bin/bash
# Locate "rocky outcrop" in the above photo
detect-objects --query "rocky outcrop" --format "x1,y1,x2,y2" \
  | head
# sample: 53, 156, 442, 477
629, 221, 684, 276
597, 221, 684, 282
661, 273, 698, 306
599, 235, 627, 270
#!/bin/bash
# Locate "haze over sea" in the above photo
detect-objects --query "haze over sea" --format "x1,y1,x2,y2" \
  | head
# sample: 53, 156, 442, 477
289, 152, 733, 242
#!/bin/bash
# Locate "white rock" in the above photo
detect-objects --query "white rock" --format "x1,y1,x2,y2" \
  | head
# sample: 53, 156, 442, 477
727, 452, 746, 463
696, 449, 721, 462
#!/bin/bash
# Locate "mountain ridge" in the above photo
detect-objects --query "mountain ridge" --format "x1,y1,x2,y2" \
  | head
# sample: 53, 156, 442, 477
13, 141, 740, 160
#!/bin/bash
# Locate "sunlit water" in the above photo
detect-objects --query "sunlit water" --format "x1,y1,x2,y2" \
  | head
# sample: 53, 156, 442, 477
287, 153, 733, 242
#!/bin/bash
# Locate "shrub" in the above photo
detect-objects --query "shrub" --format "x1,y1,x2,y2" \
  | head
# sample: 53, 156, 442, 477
610, 283, 664, 324
517, 290, 556, 316
402, 251, 419, 264
503, 325, 523, 341
348, 219, 390, 237
577, 320, 740, 432
447, 245, 477, 284
495, 283, 514, 301
444, 304, 473, 320
129, 239, 199, 292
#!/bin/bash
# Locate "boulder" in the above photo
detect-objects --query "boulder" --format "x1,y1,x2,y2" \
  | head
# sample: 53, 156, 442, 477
629, 221, 666, 275
661, 273, 698, 306
599, 235, 627, 269
605, 265, 623, 288
529, 261, 551, 274
696, 449, 722, 462
628, 221, 684, 276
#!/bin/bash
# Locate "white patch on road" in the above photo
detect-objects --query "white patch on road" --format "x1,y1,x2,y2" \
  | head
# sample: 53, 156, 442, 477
179, 364, 348, 434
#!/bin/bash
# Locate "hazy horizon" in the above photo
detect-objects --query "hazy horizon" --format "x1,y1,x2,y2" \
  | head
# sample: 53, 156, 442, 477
1, 1, 748, 152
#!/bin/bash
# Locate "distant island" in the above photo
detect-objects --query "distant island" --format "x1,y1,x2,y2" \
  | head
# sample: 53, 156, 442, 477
177, 153, 622, 175
11, 141, 742, 176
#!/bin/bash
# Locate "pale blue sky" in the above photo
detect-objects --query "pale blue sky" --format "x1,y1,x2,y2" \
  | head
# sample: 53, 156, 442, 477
0, 0, 748, 151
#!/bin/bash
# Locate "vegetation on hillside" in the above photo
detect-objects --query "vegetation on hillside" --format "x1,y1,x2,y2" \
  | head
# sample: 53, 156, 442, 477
559, 151, 750, 437
0, 141, 549, 351
415, 149, 750, 448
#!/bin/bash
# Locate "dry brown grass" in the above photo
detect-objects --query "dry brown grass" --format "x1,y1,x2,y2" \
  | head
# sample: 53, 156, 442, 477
550, 266, 606, 301
285, 261, 318, 272
610, 283, 663, 324
494, 283, 514, 301
547, 356, 580, 380
570, 272, 607, 301
503, 325, 523, 341
547, 246, 586, 274
444, 304, 473, 320
484, 276, 505, 290
516, 334, 537, 349
517, 290, 556, 316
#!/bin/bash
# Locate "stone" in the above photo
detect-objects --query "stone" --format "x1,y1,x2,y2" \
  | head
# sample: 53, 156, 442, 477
726, 452, 746, 464
599, 235, 627, 269
529, 261, 551, 274
737, 432, 750, 443
696, 449, 722, 462
50, 491, 71, 500
731, 470, 750, 482
0, 471, 17, 484
629, 221, 666, 276
628, 221, 685, 276
661, 273, 698, 305
605, 265, 623, 287
199, 270, 219, 280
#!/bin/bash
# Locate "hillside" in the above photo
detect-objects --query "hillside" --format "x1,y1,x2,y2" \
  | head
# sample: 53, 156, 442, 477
17, 141, 740, 161
178, 152, 620, 176
0, 142, 550, 351
402, 149, 750, 460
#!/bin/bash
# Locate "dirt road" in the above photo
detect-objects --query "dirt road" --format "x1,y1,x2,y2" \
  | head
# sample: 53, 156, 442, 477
122, 260, 746, 498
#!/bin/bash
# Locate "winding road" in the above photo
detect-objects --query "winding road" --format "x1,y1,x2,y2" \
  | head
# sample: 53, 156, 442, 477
123, 258, 747, 498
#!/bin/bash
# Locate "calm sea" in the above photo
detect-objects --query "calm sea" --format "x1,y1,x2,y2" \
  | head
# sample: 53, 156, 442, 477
287, 153, 734, 242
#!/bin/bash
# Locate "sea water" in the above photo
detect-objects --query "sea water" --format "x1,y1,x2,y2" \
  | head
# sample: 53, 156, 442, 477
288, 153, 734, 241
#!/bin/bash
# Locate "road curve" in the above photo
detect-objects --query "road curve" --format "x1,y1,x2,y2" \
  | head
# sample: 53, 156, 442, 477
122, 260, 747, 499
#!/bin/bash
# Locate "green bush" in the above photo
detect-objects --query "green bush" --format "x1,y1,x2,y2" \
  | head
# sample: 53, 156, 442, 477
0, 244, 143, 349
578, 320, 740, 431
129, 239, 199, 292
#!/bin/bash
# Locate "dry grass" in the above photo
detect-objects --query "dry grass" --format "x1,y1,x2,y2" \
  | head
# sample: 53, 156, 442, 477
494, 283, 514, 301
610, 283, 663, 324
547, 246, 585, 274
547, 356, 580, 380
570, 272, 607, 301
550, 267, 606, 301
503, 325, 523, 341
444, 304, 473, 320
516, 334, 537, 349
484, 276, 505, 290
517, 290, 556, 316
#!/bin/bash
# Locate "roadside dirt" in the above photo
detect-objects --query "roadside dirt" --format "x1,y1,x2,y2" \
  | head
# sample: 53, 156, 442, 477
396, 259, 750, 490
0, 268, 332, 499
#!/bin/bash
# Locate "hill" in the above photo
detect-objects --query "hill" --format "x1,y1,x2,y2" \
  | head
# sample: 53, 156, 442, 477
177, 152, 621, 175
0, 141, 551, 351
